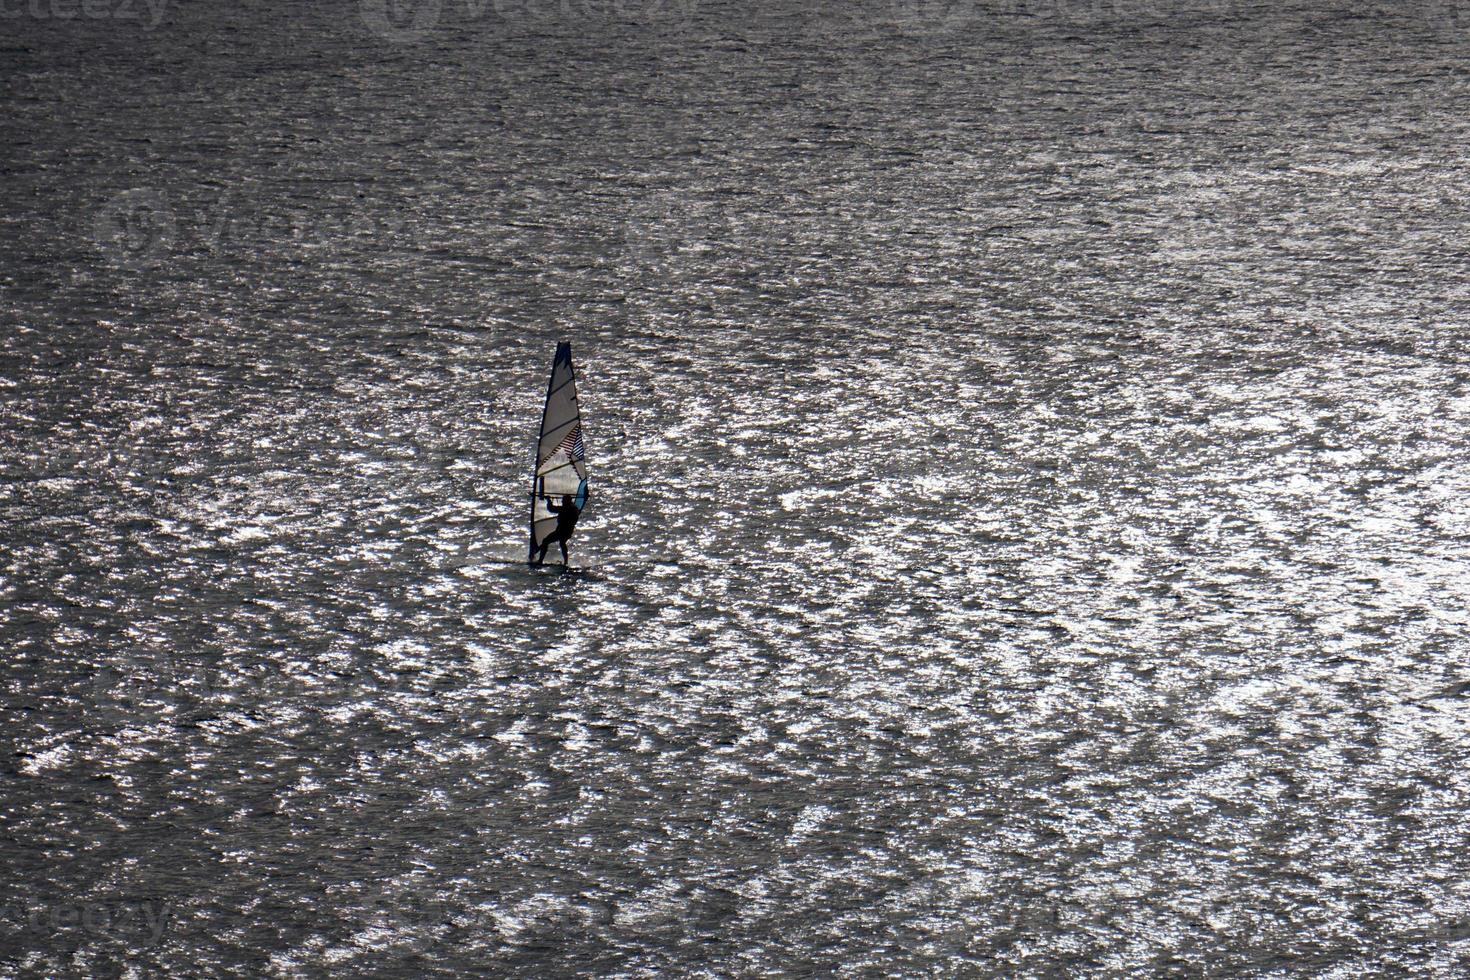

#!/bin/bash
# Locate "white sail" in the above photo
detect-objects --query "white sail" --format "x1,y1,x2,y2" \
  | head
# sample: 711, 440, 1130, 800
529, 341, 587, 560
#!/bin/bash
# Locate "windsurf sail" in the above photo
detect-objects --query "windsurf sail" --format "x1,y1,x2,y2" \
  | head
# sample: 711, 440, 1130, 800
529, 341, 588, 561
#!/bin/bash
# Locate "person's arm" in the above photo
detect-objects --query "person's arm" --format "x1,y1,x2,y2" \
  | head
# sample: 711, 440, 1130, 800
544, 496, 562, 513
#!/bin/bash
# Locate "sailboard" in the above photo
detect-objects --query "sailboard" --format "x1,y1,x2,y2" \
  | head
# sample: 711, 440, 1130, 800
529, 341, 588, 563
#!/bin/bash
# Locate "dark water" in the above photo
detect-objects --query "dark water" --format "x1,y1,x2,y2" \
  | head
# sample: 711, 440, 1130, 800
5, 0, 1470, 974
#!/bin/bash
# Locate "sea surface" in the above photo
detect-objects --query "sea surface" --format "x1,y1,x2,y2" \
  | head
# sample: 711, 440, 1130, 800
5, 0, 1470, 975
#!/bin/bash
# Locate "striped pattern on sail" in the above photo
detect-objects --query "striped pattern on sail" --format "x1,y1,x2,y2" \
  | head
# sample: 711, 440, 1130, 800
529, 341, 587, 557
539, 422, 584, 470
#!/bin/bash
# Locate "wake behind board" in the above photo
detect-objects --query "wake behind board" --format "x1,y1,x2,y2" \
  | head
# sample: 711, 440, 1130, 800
529, 341, 588, 564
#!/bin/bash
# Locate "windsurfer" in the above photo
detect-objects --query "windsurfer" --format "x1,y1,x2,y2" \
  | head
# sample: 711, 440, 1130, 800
535, 483, 587, 564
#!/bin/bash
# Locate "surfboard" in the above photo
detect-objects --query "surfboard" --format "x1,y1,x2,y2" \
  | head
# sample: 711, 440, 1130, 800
529, 341, 588, 563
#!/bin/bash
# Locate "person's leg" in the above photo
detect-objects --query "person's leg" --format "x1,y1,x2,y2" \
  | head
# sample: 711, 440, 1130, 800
559, 539, 569, 564
536, 539, 550, 564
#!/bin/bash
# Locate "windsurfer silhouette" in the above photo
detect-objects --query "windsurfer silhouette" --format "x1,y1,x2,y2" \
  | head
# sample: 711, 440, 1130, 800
535, 479, 588, 565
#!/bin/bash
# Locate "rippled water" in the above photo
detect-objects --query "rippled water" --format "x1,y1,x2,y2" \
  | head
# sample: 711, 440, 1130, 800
5, 0, 1470, 975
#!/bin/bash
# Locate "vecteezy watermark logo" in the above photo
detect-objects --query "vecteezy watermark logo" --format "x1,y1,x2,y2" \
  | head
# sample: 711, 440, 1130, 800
360, 0, 699, 43
0, 901, 174, 946
622, 187, 726, 291
93, 188, 176, 271
880, 0, 1259, 33
2, 434, 174, 484
92, 648, 411, 732
359, 0, 442, 42
492, 0, 698, 23
886, 0, 980, 34
90, 186, 407, 272
1043, 0, 1242, 26
0, 0, 169, 29
1416, 0, 1470, 29
93, 641, 178, 730
355, 878, 482, 952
